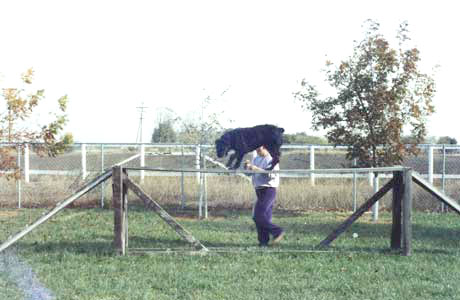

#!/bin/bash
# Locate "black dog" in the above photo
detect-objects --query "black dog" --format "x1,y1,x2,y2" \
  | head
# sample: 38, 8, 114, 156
215, 124, 284, 170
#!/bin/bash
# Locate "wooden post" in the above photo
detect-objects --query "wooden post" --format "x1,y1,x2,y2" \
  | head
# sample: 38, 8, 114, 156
391, 171, 403, 250
123, 168, 128, 250
112, 166, 127, 255
100, 144, 105, 208
402, 169, 412, 256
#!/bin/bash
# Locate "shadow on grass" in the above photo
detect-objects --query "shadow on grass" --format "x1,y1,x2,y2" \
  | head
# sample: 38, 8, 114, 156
127, 203, 304, 218
14, 208, 460, 256
19, 240, 114, 255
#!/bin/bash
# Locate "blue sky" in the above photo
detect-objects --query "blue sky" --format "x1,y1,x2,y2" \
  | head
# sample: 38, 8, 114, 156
1, 0, 458, 143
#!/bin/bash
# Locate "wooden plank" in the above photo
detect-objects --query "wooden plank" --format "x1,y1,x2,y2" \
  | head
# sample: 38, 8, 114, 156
123, 168, 129, 251
391, 171, 403, 250
412, 172, 460, 214
123, 177, 208, 252
0, 169, 112, 253
112, 166, 126, 255
124, 166, 407, 175
204, 155, 252, 183
402, 169, 413, 256
318, 177, 395, 248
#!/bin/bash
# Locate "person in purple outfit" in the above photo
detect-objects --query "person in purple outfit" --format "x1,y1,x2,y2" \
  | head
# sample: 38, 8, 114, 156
244, 145, 284, 247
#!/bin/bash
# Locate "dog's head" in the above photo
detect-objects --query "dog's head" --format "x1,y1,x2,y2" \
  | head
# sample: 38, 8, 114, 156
215, 137, 230, 158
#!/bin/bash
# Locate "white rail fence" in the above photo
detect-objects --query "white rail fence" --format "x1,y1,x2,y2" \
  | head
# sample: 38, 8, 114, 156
2, 143, 460, 216
3, 143, 460, 179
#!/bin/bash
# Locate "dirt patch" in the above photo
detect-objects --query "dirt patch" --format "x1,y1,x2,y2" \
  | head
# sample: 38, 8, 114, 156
0, 211, 20, 218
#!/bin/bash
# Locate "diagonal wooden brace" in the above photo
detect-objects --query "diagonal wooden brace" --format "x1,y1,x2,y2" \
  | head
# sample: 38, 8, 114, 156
318, 177, 396, 248
123, 176, 208, 252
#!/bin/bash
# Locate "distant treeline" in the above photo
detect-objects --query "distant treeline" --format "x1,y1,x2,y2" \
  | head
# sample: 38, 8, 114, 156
282, 132, 328, 145
151, 120, 458, 146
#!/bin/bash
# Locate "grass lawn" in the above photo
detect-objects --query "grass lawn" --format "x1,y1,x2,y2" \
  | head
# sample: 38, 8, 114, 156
1, 208, 460, 300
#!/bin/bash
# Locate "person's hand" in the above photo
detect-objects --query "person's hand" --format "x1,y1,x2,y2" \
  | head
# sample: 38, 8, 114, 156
244, 160, 252, 170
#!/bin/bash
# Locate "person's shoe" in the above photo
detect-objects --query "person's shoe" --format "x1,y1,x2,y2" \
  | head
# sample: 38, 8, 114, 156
272, 232, 285, 245
259, 243, 269, 248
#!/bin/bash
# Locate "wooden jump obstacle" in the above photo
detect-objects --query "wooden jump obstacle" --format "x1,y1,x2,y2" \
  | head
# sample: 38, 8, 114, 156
111, 166, 208, 255
318, 170, 412, 255
1, 164, 459, 256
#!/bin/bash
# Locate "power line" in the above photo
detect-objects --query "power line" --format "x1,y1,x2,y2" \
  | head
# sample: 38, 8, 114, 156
136, 102, 148, 143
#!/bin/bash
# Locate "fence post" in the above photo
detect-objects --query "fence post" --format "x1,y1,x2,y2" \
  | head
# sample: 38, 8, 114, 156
204, 148, 208, 219
352, 158, 357, 212
181, 145, 186, 209
310, 145, 315, 186
391, 171, 402, 250
428, 145, 434, 184
112, 166, 127, 255
372, 173, 379, 222
17, 145, 22, 209
24, 143, 30, 183
402, 168, 412, 256
81, 144, 87, 179
368, 171, 373, 186
140, 144, 145, 183
195, 145, 201, 184
198, 172, 203, 219
100, 144, 105, 208
441, 145, 446, 212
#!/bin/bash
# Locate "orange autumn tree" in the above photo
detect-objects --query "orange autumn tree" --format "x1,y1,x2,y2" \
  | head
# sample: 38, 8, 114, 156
295, 20, 436, 168
1, 68, 71, 179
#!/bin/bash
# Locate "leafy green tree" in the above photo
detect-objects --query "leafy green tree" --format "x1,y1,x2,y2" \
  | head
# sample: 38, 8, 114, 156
1, 69, 70, 178
437, 136, 457, 145
295, 20, 436, 167
151, 120, 177, 143
284, 132, 328, 145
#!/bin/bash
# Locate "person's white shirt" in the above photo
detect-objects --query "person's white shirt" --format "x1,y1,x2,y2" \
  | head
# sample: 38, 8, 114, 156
251, 153, 280, 189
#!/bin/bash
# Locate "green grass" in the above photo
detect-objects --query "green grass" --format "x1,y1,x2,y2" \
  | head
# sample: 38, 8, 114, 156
1, 208, 460, 299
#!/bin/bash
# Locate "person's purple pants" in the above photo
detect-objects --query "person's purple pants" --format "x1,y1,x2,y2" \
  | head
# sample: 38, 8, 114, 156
253, 187, 283, 246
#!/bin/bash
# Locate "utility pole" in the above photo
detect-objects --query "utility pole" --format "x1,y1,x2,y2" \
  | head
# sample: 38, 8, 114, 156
136, 102, 148, 143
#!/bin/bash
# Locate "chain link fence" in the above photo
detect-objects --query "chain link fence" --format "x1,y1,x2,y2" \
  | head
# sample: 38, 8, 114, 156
1, 143, 459, 215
